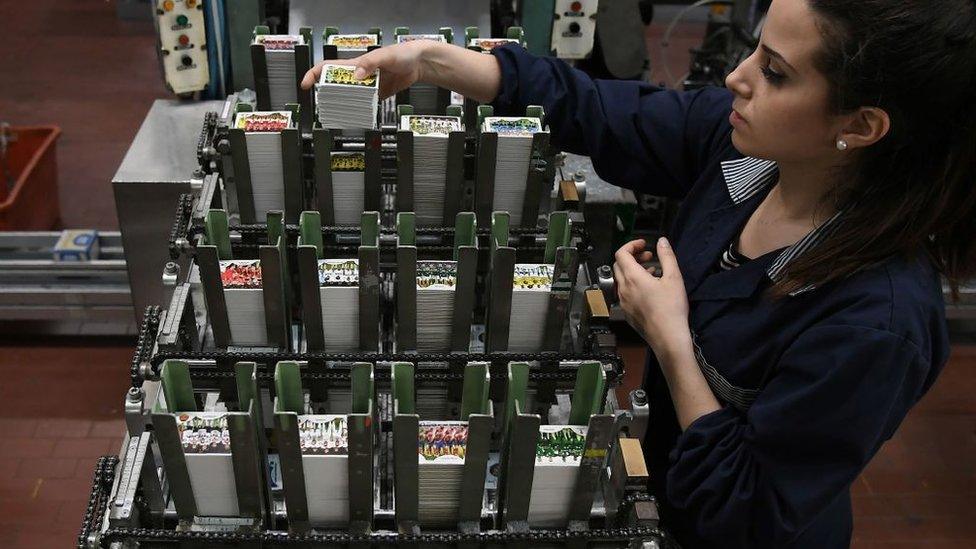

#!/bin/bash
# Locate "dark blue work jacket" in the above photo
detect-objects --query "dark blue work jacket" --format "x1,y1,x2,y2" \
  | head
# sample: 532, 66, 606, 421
491, 45, 949, 548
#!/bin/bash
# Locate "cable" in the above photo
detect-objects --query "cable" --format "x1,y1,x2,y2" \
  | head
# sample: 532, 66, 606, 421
660, 0, 725, 87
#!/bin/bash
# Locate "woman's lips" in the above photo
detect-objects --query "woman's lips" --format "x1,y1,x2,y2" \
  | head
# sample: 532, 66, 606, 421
729, 109, 747, 126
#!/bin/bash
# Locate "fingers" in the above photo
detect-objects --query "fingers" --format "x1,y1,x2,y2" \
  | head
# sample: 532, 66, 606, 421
616, 239, 646, 258
301, 62, 323, 90
637, 250, 653, 264
300, 56, 372, 90
351, 48, 386, 79
655, 237, 680, 277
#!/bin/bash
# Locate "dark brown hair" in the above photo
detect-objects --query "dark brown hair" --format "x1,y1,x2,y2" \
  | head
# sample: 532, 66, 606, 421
775, 0, 976, 299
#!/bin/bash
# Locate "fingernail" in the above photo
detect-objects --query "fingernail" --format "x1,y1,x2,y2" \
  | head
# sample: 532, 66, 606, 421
659, 237, 670, 247
353, 67, 366, 79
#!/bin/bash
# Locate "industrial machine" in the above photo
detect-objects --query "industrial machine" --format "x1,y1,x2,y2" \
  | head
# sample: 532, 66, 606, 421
83, 10, 678, 539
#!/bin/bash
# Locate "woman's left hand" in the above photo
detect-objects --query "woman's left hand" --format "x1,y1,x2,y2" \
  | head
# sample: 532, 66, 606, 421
613, 237, 691, 355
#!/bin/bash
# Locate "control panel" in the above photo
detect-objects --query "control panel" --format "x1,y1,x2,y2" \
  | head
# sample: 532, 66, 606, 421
155, 0, 209, 95
551, 0, 599, 59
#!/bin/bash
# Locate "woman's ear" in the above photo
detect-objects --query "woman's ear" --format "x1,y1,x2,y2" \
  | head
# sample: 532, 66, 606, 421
838, 106, 891, 150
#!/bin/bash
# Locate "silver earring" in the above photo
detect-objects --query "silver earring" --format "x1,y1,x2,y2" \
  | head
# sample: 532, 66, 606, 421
836, 139, 848, 151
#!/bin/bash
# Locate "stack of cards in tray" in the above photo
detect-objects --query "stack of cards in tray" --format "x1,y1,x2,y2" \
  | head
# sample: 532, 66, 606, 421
316, 64, 379, 131
326, 33, 377, 59
417, 421, 468, 525
415, 261, 457, 352
527, 425, 587, 527
396, 34, 446, 113
235, 111, 292, 222
220, 259, 267, 346
468, 37, 521, 53
330, 152, 365, 225
178, 412, 238, 516
482, 116, 545, 226
298, 415, 349, 525
508, 263, 553, 351
254, 34, 305, 109
319, 259, 359, 351
401, 115, 462, 225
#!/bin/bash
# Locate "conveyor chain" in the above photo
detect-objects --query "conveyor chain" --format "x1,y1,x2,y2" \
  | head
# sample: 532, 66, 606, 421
77, 455, 118, 549
130, 306, 162, 387
149, 350, 625, 383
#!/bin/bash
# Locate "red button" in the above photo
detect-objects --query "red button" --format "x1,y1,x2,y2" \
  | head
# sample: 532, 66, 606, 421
178, 34, 190, 46
571, 1, 582, 12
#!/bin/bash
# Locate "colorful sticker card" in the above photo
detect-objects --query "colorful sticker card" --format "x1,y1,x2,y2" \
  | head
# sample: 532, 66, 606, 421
318, 259, 359, 286
234, 111, 292, 132
220, 260, 262, 289
177, 412, 231, 454
319, 64, 378, 87
298, 415, 349, 456
330, 151, 366, 172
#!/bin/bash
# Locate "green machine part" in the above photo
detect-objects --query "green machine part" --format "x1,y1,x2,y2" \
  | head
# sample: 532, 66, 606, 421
519, 3, 556, 55
227, 0, 264, 92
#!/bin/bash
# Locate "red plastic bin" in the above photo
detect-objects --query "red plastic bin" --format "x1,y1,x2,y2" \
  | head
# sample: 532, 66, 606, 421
0, 126, 63, 230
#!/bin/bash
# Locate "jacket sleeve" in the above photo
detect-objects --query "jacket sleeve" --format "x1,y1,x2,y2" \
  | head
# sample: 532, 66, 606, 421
666, 325, 933, 546
490, 44, 733, 198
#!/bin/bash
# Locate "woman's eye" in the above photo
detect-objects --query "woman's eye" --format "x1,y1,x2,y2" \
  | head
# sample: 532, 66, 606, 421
761, 64, 786, 84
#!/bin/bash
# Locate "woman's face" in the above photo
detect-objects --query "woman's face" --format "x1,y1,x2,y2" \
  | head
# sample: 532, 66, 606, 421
725, 0, 843, 163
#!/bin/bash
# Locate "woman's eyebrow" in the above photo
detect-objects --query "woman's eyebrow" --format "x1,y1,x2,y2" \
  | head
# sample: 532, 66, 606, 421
761, 43, 797, 73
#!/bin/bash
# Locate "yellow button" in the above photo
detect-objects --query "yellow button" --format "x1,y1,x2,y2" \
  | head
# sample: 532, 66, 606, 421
163, 0, 174, 11
186, 0, 197, 7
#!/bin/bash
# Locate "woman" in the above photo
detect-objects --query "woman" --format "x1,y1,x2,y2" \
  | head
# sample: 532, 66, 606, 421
303, 0, 975, 546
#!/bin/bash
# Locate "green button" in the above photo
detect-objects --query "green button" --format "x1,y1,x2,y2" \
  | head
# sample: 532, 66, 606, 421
176, 14, 189, 26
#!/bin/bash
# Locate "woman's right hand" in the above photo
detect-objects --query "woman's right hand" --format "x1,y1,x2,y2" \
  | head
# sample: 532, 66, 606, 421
300, 40, 432, 100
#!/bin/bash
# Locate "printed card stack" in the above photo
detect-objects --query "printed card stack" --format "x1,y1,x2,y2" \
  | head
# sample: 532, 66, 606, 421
254, 34, 306, 108
318, 259, 359, 351
508, 263, 553, 352
330, 152, 365, 225
396, 34, 447, 113
220, 259, 267, 346
326, 33, 378, 59
415, 260, 457, 352
401, 115, 462, 225
316, 64, 380, 131
417, 421, 468, 525
468, 37, 520, 53
177, 412, 238, 516
527, 425, 587, 527
299, 415, 350, 525
235, 111, 292, 223
482, 116, 545, 226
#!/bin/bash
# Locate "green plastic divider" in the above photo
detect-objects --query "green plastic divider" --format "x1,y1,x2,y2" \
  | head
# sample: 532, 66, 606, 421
267, 211, 285, 249
205, 210, 232, 260
351, 362, 373, 415
322, 26, 339, 41
503, 362, 530, 433
544, 211, 571, 264
568, 361, 606, 426
397, 104, 414, 117
477, 105, 494, 129
397, 212, 416, 247
235, 362, 256, 411
460, 362, 490, 419
299, 210, 324, 258
525, 105, 545, 128
491, 211, 511, 255
274, 361, 305, 414
507, 26, 526, 43
439, 26, 453, 44
445, 104, 463, 118
235, 102, 255, 115
299, 27, 312, 44
391, 362, 415, 415
160, 360, 196, 412
464, 26, 479, 43
361, 211, 380, 247
453, 212, 476, 260
253, 25, 270, 36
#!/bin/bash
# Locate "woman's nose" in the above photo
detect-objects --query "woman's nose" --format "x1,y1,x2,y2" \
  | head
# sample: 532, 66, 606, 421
725, 58, 752, 99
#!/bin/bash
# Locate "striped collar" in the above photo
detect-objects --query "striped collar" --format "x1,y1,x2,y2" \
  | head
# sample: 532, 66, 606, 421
720, 156, 846, 296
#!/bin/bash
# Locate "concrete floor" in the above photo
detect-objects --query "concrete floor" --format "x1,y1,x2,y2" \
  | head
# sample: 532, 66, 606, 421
0, 2, 973, 548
